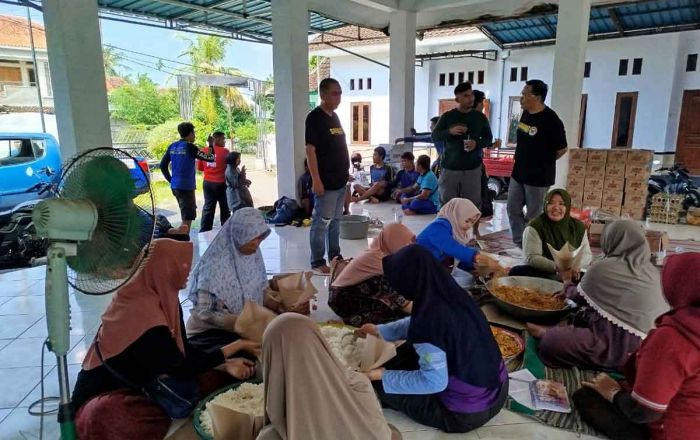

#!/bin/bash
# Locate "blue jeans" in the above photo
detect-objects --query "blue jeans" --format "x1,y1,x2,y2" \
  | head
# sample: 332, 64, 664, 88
402, 199, 438, 215
309, 187, 346, 267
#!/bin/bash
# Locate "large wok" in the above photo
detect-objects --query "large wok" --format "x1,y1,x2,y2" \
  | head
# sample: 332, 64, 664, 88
486, 276, 576, 323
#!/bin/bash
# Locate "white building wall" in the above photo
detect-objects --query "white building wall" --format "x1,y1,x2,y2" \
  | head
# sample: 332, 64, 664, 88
0, 46, 53, 107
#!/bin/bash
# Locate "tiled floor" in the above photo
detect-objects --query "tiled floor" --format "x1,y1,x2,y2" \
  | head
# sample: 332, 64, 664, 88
1, 200, 696, 439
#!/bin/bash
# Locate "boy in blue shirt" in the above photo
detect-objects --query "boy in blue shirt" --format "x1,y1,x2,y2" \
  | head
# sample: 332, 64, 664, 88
351, 146, 395, 204
391, 151, 420, 203
400, 154, 440, 215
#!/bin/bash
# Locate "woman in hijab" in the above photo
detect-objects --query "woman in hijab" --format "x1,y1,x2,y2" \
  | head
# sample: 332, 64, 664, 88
72, 239, 257, 440
187, 207, 271, 351
509, 188, 592, 279
329, 223, 416, 326
416, 198, 501, 274
258, 313, 400, 440
572, 253, 700, 440
360, 245, 508, 433
528, 220, 668, 371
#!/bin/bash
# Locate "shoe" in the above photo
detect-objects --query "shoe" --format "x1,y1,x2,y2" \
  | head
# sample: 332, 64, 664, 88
312, 265, 331, 275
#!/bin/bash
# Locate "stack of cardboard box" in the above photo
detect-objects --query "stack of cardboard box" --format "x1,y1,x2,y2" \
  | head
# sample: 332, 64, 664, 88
567, 148, 652, 220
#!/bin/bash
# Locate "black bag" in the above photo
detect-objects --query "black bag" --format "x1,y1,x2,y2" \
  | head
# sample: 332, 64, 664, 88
94, 330, 200, 419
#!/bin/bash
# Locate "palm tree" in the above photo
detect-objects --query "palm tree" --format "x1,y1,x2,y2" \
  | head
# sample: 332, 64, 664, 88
103, 47, 124, 78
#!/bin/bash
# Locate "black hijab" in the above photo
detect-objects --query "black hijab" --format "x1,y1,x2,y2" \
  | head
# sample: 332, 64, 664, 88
382, 245, 503, 389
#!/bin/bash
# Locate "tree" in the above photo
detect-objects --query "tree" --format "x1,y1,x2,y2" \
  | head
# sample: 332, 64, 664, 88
103, 47, 125, 78
109, 74, 179, 125
147, 118, 213, 159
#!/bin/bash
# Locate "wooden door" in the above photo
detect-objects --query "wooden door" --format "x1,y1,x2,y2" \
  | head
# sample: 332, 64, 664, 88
351, 102, 371, 144
611, 92, 638, 149
676, 90, 700, 174
578, 94, 588, 148
439, 98, 458, 115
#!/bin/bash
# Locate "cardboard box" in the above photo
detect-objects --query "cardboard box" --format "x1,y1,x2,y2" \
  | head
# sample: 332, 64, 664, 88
586, 149, 608, 164
627, 149, 654, 165
569, 188, 584, 208
621, 206, 645, 220
588, 222, 605, 247
583, 189, 603, 208
584, 177, 605, 192
586, 162, 606, 176
607, 150, 628, 163
567, 174, 586, 191
602, 192, 624, 207
626, 164, 651, 180
605, 162, 627, 179
568, 148, 588, 163
600, 205, 622, 216
603, 177, 626, 195
625, 178, 648, 195
568, 161, 587, 177
624, 193, 647, 209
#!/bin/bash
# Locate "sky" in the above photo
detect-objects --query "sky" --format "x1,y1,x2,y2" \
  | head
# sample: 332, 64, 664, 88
1, 3, 274, 86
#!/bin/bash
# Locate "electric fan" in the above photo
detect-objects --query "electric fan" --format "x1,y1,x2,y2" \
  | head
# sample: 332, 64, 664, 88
32, 147, 156, 439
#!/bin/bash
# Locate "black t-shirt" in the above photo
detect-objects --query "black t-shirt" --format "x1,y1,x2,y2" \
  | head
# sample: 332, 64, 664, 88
511, 106, 567, 187
305, 107, 350, 191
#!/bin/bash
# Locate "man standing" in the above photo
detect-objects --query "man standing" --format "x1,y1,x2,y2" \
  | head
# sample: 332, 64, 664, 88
432, 82, 492, 208
160, 122, 214, 235
197, 131, 230, 232
507, 79, 568, 247
305, 78, 350, 274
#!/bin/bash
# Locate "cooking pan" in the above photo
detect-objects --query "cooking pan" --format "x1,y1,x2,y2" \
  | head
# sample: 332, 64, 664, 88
486, 276, 576, 323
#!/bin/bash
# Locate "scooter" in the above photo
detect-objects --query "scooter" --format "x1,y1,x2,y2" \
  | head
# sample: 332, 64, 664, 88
647, 163, 700, 211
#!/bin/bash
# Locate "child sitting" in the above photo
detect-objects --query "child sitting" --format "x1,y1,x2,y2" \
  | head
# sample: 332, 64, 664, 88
400, 154, 440, 215
225, 151, 253, 214
351, 147, 395, 204
391, 151, 420, 203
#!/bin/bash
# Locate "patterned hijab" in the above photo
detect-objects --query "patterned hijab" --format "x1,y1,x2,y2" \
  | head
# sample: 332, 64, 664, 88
437, 198, 481, 245
579, 220, 668, 338
528, 189, 586, 259
188, 207, 271, 314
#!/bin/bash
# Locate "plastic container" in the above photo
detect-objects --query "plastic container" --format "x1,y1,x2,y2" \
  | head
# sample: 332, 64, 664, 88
339, 215, 370, 239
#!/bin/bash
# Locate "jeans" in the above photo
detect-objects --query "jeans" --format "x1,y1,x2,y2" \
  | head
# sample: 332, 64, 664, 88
200, 181, 230, 232
506, 178, 549, 247
309, 187, 346, 267
438, 165, 482, 209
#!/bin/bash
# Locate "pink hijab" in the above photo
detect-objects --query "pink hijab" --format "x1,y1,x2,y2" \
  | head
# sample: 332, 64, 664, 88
83, 239, 193, 370
331, 223, 415, 288
437, 198, 481, 245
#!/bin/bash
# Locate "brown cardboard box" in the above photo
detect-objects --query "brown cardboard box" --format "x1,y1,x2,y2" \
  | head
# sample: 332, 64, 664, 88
624, 193, 647, 209
602, 192, 624, 207
586, 162, 606, 176
625, 164, 651, 180
603, 177, 625, 195
627, 149, 654, 165
605, 162, 627, 179
588, 222, 605, 247
567, 174, 586, 190
601, 205, 622, 216
583, 189, 603, 208
568, 148, 588, 163
569, 188, 584, 209
621, 206, 645, 220
586, 149, 608, 164
607, 150, 628, 163
568, 161, 587, 177
625, 178, 648, 195
584, 177, 605, 192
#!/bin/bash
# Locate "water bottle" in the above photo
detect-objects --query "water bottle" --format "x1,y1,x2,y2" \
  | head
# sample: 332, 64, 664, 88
393, 207, 404, 224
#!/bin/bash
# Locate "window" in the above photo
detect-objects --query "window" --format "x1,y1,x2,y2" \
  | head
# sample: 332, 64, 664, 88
632, 58, 643, 75
0, 66, 22, 85
477, 70, 485, 84
467, 71, 474, 84
44, 62, 52, 96
611, 92, 638, 149
350, 79, 355, 90
366, 78, 372, 90
448, 72, 455, 86
510, 67, 518, 82
520, 66, 528, 81
0, 138, 38, 166
458, 72, 464, 84
618, 59, 628, 76
439, 73, 446, 86
358, 78, 363, 90
506, 96, 523, 147
351, 102, 371, 144
27, 68, 36, 86
584, 62, 591, 78
686, 54, 697, 72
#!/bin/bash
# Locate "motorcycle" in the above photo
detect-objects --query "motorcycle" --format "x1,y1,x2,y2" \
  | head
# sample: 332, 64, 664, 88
647, 163, 700, 212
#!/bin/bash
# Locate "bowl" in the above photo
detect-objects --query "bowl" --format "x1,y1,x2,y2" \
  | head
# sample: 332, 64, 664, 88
193, 380, 263, 440
339, 215, 370, 239
486, 276, 575, 323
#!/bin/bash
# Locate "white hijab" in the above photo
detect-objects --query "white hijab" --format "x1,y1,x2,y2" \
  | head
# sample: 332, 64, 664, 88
188, 207, 270, 313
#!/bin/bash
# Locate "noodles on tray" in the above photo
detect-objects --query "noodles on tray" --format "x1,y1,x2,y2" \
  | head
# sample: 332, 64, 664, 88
491, 285, 566, 311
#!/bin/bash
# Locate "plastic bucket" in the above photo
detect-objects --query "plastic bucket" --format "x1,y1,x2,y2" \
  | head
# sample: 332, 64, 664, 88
339, 215, 370, 239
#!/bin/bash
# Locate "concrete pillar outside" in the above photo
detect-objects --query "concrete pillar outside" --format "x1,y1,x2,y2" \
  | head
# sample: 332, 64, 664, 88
271, 0, 309, 200
551, 0, 591, 187
42, 0, 112, 158
389, 11, 417, 143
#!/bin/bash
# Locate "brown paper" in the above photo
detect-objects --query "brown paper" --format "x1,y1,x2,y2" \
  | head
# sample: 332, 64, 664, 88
263, 272, 318, 315
359, 334, 396, 372
234, 300, 278, 343
209, 402, 264, 440
546, 242, 585, 271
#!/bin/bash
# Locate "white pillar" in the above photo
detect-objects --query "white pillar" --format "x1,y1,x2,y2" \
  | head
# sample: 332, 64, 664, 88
272, 0, 309, 200
42, 0, 111, 158
551, 0, 591, 187
389, 11, 417, 143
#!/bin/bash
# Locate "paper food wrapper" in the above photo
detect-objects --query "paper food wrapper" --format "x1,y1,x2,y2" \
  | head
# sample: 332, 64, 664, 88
208, 402, 264, 440
234, 300, 278, 343
263, 272, 317, 314
359, 334, 396, 372
546, 242, 585, 271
